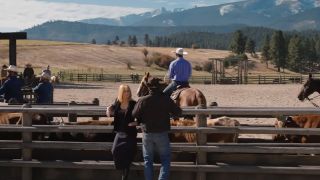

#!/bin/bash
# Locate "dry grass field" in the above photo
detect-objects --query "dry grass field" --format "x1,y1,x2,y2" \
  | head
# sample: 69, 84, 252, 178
0, 40, 297, 76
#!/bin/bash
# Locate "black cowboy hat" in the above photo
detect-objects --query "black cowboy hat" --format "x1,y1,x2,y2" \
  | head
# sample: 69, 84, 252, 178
146, 77, 162, 89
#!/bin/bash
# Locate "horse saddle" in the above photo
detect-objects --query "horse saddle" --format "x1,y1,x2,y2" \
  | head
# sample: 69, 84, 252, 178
170, 85, 190, 100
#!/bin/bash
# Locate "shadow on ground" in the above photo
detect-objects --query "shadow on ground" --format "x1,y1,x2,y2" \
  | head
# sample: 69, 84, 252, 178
54, 82, 105, 89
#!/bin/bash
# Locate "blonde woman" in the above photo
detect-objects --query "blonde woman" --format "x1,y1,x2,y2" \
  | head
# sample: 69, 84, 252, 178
106, 84, 137, 180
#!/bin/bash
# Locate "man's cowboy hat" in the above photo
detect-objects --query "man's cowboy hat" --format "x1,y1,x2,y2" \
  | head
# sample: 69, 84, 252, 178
40, 71, 51, 79
6, 65, 18, 72
172, 48, 188, 55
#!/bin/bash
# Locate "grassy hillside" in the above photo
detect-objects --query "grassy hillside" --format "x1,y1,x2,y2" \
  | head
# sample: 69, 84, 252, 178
0, 40, 296, 76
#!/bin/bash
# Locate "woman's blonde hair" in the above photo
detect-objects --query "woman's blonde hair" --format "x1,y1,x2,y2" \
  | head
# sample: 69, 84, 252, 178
117, 84, 132, 103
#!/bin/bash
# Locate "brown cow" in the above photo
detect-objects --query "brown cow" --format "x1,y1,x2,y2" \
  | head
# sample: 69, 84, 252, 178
0, 112, 49, 140
274, 115, 320, 143
0, 113, 22, 124
60, 119, 115, 141
170, 116, 240, 143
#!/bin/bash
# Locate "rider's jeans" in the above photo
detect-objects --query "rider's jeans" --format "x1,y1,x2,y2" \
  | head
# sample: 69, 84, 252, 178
163, 81, 178, 96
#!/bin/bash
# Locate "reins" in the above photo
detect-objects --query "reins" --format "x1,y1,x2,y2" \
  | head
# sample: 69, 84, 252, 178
307, 96, 320, 108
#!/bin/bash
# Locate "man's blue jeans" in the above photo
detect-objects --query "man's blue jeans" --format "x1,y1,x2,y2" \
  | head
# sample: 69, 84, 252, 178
163, 81, 177, 96
142, 132, 171, 180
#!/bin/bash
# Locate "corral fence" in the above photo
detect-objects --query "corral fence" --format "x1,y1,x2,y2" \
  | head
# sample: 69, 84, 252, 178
1, 106, 320, 180
57, 71, 320, 84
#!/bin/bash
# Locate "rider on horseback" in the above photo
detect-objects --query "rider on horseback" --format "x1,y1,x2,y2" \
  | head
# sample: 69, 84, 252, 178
163, 48, 192, 96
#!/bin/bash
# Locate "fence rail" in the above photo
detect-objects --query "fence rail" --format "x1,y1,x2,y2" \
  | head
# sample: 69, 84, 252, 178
57, 71, 312, 84
1, 105, 320, 180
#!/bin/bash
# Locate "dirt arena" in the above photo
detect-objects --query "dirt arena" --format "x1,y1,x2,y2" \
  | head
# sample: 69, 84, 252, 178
54, 82, 318, 140
54, 82, 314, 108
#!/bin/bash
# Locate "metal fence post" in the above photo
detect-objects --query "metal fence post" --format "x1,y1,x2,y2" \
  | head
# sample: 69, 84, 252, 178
196, 104, 207, 180
22, 103, 32, 180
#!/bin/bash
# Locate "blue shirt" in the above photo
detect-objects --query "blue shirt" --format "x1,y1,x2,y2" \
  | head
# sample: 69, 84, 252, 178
168, 57, 192, 82
0, 76, 23, 103
33, 81, 53, 104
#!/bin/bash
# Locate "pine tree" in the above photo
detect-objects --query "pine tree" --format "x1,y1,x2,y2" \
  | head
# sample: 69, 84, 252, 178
269, 30, 286, 72
261, 35, 270, 68
132, 35, 137, 46
288, 35, 303, 72
245, 38, 255, 55
229, 30, 246, 55
127, 35, 132, 46
91, 38, 96, 44
315, 37, 320, 62
303, 38, 317, 72
144, 34, 150, 47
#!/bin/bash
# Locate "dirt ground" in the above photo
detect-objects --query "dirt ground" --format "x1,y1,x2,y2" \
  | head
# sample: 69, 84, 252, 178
54, 82, 314, 108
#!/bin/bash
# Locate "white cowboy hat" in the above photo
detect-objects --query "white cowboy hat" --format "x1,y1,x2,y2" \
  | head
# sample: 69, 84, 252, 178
40, 71, 51, 79
6, 65, 18, 72
172, 48, 188, 55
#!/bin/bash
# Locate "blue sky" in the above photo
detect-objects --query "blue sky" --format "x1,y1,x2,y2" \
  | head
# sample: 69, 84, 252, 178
0, 0, 242, 32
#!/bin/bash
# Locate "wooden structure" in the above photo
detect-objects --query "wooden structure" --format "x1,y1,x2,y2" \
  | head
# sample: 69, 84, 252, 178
1, 106, 320, 180
208, 58, 225, 84
237, 58, 248, 84
0, 32, 27, 65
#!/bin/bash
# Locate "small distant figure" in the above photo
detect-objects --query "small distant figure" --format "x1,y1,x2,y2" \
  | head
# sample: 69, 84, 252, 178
23, 63, 35, 85
0, 65, 24, 103
42, 65, 51, 77
1, 64, 8, 79
33, 71, 53, 104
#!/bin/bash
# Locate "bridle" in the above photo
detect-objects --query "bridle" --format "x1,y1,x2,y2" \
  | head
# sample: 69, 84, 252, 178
307, 95, 320, 108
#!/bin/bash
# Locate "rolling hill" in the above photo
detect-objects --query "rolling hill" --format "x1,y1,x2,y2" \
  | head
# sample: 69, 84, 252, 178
0, 40, 296, 76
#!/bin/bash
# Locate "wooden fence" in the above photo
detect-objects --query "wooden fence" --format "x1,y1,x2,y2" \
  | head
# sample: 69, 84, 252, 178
1, 106, 320, 180
57, 71, 309, 84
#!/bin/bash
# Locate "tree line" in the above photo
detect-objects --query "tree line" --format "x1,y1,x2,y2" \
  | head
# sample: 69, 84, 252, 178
106, 27, 320, 73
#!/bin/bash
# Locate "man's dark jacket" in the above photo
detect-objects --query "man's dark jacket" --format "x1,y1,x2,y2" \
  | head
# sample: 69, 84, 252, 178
132, 90, 182, 133
0, 76, 23, 103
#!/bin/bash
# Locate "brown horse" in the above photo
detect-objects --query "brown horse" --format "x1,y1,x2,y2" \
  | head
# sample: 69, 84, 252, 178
136, 72, 207, 108
298, 74, 320, 101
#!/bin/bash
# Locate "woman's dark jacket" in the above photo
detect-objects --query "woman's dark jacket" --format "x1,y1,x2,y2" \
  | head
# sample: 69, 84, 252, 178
110, 99, 137, 137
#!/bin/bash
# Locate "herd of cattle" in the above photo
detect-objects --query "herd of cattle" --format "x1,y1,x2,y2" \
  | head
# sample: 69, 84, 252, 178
1, 111, 319, 143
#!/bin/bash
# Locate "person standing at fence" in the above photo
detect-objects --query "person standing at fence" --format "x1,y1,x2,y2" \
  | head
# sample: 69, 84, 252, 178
0, 65, 23, 103
106, 84, 137, 180
33, 71, 53, 104
42, 65, 52, 77
132, 77, 182, 180
23, 63, 35, 85
163, 47, 192, 96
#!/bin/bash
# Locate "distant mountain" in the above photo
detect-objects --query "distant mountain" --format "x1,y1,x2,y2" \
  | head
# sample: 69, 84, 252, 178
78, 7, 176, 26
129, 0, 320, 30
24, 20, 246, 43
270, 7, 320, 30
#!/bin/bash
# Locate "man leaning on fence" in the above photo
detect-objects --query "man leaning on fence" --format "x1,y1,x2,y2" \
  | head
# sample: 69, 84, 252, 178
33, 71, 53, 104
132, 77, 182, 180
0, 65, 24, 103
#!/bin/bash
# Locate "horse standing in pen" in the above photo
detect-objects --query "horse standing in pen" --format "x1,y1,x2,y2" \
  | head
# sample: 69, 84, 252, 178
136, 72, 207, 119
